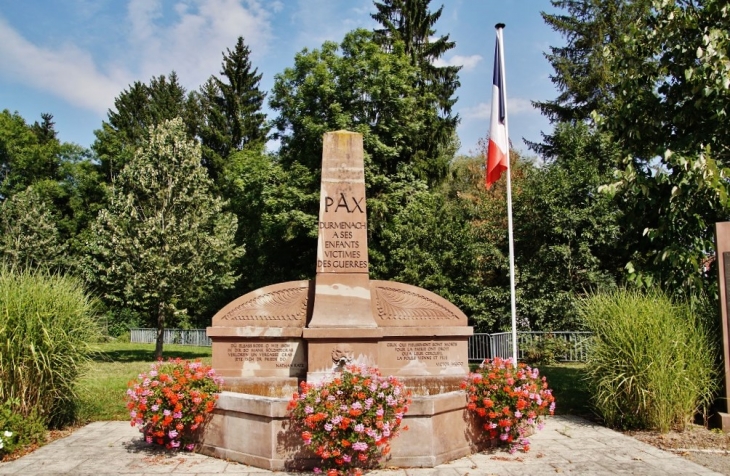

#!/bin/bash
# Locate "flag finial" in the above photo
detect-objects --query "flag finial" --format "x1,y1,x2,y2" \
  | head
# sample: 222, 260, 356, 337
495, 23, 505, 29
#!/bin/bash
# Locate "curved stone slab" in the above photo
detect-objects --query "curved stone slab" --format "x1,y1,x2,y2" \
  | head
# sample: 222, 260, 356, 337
370, 280, 468, 326
211, 280, 311, 327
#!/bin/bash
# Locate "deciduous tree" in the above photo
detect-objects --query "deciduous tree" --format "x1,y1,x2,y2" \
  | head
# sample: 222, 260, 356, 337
84, 118, 242, 358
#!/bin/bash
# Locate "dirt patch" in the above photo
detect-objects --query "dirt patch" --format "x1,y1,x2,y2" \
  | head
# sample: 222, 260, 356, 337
628, 424, 730, 475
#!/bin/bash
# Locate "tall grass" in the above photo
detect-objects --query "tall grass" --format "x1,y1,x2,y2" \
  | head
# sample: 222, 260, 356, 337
0, 266, 100, 427
579, 289, 717, 432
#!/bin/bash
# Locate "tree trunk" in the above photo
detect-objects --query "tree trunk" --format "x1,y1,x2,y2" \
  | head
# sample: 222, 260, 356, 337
155, 302, 165, 360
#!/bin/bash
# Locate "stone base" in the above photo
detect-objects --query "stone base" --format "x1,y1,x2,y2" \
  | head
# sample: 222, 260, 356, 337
198, 390, 482, 470
221, 377, 300, 398
711, 411, 730, 432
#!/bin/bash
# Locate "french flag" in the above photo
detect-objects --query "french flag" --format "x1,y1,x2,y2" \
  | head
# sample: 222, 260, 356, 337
486, 24, 508, 189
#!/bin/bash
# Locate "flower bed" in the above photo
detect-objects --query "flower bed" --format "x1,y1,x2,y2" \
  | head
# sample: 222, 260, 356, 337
462, 357, 555, 452
126, 358, 223, 450
288, 365, 411, 475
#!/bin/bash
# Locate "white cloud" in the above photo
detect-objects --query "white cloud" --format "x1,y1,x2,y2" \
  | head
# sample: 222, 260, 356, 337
292, 0, 373, 49
433, 54, 482, 72
461, 97, 536, 119
0, 1, 276, 116
126, 0, 275, 88
0, 16, 126, 115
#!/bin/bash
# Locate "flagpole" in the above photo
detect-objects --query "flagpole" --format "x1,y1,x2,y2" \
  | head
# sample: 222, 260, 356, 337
495, 24, 518, 368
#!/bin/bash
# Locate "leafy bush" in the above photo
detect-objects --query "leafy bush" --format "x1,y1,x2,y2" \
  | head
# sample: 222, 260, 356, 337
579, 289, 717, 431
0, 266, 100, 427
522, 334, 571, 365
126, 358, 222, 450
462, 358, 555, 452
288, 366, 411, 475
0, 398, 46, 457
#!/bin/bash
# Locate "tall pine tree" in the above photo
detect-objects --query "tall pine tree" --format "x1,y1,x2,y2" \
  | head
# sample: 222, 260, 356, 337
93, 72, 199, 181
371, 0, 460, 183
199, 36, 268, 181
534, 0, 652, 125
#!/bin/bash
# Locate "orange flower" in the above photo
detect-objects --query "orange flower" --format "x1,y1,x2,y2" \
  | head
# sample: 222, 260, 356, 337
341, 439, 351, 447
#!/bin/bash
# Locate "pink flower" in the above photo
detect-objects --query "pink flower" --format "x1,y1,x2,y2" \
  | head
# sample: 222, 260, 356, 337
352, 441, 368, 451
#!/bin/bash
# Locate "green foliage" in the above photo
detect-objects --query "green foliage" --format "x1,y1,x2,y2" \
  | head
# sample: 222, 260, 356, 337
0, 109, 61, 199
522, 335, 572, 366
93, 72, 199, 181
0, 399, 46, 455
83, 118, 243, 358
371, 0, 461, 181
579, 289, 717, 431
198, 36, 269, 181
0, 266, 100, 428
518, 122, 622, 329
219, 149, 318, 291
0, 186, 66, 269
536, 0, 653, 123
539, 0, 730, 297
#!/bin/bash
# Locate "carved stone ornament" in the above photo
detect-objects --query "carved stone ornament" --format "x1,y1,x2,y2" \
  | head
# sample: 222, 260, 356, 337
215, 282, 309, 325
374, 286, 460, 321
331, 343, 354, 366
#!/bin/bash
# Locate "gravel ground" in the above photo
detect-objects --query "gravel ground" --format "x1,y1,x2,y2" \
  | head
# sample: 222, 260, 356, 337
629, 423, 730, 475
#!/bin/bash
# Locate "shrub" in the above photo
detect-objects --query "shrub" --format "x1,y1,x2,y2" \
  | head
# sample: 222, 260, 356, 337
0, 398, 46, 457
288, 366, 411, 475
579, 289, 717, 431
522, 334, 571, 365
0, 266, 100, 427
463, 358, 555, 452
126, 358, 222, 450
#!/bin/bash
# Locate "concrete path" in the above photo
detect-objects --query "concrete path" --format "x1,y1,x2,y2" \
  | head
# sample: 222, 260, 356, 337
0, 415, 721, 475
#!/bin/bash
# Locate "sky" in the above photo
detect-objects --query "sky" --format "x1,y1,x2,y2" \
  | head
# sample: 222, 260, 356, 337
0, 0, 564, 158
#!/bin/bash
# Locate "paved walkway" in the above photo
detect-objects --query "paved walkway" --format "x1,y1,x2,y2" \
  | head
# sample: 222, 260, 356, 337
0, 415, 721, 475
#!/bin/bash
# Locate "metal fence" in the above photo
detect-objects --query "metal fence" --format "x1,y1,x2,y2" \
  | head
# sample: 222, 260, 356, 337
470, 331, 592, 363
129, 329, 591, 362
130, 328, 212, 347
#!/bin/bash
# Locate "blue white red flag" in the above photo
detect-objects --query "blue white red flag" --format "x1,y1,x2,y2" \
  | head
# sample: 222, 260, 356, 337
486, 27, 508, 189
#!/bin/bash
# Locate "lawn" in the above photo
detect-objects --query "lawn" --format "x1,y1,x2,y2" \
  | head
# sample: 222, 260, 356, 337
540, 362, 592, 419
76, 342, 212, 422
